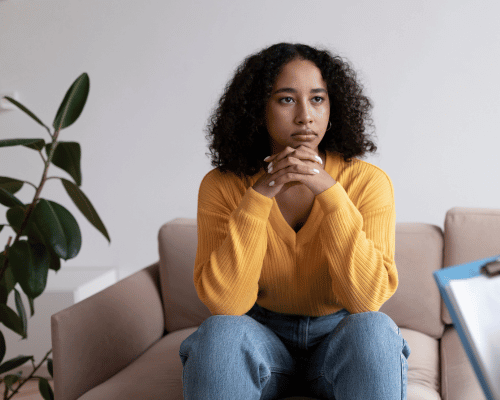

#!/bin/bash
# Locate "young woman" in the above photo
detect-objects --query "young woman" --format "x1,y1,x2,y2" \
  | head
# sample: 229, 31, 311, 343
179, 43, 410, 400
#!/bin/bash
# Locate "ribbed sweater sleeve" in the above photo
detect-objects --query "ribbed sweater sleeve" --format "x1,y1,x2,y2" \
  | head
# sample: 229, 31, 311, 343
316, 164, 398, 313
194, 170, 273, 315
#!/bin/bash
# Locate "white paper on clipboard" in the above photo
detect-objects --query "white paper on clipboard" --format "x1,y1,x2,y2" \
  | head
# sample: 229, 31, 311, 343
447, 274, 500, 400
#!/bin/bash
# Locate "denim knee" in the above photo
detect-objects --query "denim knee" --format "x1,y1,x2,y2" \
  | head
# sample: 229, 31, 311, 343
195, 314, 255, 340
330, 311, 406, 365
179, 314, 294, 399
339, 311, 399, 337
180, 315, 256, 363
314, 312, 410, 400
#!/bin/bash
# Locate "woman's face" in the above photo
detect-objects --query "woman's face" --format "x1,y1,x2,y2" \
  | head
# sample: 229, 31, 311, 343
265, 58, 330, 154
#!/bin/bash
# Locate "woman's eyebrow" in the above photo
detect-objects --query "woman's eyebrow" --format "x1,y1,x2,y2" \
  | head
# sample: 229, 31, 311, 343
272, 87, 328, 94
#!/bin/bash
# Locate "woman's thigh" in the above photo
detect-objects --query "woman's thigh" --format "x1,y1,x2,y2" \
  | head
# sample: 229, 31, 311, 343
305, 311, 410, 400
179, 311, 301, 399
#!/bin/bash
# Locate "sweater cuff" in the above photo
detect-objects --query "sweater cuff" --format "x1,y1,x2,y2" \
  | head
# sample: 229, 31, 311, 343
316, 183, 351, 215
236, 187, 273, 221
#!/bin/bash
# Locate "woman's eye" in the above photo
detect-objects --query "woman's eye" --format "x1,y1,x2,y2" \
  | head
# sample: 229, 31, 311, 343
279, 97, 294, 104
312, 96, 324, 103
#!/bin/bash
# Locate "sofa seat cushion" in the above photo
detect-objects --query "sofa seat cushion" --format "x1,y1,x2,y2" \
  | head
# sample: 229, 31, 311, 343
402, 328, 441, 400
440, 326, 486, 400
78, 325, 441, 400
77, 327, 197, 400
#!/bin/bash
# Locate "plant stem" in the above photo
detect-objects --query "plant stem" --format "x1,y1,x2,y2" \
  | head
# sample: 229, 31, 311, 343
17, 130, 60, 236
0, 129, 60, 282
6, 349, 52, 400
38, 150, 47, 164
19, 181, 37, 190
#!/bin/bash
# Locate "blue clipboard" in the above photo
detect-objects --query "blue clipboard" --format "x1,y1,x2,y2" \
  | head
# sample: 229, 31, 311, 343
433, 254, 500, 400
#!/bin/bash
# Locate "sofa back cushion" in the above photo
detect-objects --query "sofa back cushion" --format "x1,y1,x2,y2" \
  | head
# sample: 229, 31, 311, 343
159, 218, 444, 337
158, 219, 211, 333
380, 223, 444, 339
441, 207, 500, 324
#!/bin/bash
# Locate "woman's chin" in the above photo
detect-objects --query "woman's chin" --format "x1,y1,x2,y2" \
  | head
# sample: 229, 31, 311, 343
290, 140, 319, 150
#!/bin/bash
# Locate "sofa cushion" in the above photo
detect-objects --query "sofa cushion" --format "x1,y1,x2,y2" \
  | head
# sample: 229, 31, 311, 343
440, 326, 486, 400
380, 223, 445, 339
401, 328, 440, 400
158, 218, 211, 333
76, 325, 440, 400
159, 219, 445, 339
77, 327, 197, 400
442, 207, 500, 324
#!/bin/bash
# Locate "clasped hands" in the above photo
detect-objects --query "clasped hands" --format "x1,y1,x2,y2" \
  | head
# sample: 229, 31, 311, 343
252, 145, 337, 198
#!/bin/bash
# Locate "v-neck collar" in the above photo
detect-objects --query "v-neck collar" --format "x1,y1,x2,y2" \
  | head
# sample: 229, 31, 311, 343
268, 151, 340, 247
270, 197, 322, 247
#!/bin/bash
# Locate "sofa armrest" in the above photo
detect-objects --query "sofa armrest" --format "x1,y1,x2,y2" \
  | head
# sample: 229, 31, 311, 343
51, 262, 165, 400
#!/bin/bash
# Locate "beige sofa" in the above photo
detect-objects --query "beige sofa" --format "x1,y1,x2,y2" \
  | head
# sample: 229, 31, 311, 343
51, 207, 500, 400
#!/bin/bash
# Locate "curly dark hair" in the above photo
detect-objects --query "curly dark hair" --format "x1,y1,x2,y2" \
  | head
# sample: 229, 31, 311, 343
205, 42, 377, 176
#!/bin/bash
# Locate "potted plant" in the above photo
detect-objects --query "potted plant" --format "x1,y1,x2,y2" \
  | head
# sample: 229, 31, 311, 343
0, 73, 110, 399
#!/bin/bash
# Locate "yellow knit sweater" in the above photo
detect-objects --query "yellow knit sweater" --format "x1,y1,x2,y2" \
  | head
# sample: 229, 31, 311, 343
194, 151, 398, 316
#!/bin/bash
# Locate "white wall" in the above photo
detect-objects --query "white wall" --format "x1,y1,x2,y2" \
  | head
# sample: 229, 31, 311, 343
1, 0, 499, 278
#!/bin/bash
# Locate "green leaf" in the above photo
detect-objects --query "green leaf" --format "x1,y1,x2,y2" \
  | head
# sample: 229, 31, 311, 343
0, 225, 3, 233
32, 200, 81, 260
53, 73, 90, 131
7, 206, 64, 273
7, 204, 48, 245
2, 97, 50, 133
0, 304, 25, 338
39, 377, 54, 400
9, 241, 50, 299
0, 187, 24, 208
48, 250, 61, 272
47, 358, 53, 377
3, 373, 21, 390
0, 177, 24, 194
61, 179, 110, 243
46, 142, 82, 186
28, 296, 35, 317
0, 355, 33, 375
6, 205, 28, 236
0, 331, 5, 364
0, 257, 16, 304
0, 138, 46, 151
26, 140, 45, 151
4, 264, 16, 295
14, 288, 27, 338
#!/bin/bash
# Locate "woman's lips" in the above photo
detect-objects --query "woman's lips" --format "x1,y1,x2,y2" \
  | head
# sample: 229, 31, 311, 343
292, 131, 317, 141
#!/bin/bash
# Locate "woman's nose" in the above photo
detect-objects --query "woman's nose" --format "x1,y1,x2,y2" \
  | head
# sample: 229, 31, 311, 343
295, 102, 313, 125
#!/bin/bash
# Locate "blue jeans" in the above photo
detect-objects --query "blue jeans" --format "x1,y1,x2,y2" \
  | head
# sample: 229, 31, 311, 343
179, 303, 410, 399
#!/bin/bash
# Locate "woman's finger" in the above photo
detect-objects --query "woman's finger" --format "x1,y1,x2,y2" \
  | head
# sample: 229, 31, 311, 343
268, 164, 320, 185
289, 145, 323, 164
268, 154, 322, 175
264, 147, 295, 164
265, 146, 322, 171
267, 153, 301, 174
267, 162, 336, 196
